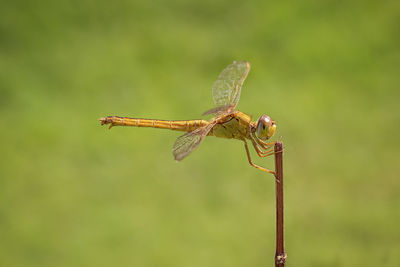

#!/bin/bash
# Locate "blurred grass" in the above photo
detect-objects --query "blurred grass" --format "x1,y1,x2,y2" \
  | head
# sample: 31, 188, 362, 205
1, 0, 399, 266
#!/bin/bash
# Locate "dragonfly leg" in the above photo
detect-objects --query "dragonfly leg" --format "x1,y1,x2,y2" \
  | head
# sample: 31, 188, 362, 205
249, 136, 275, 157
243, 140, 275, 175
251, 131, 276, 150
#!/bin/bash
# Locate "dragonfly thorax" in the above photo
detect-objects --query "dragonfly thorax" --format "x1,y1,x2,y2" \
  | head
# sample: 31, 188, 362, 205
255, 115, 277, 140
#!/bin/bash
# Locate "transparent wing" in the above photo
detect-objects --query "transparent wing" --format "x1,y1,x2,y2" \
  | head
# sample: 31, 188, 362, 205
202, 104, 234, 116
172, 123, 215, 161
211, 60, 251, 109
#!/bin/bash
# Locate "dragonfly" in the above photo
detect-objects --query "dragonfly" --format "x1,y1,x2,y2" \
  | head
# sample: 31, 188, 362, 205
100, 61, 278, 175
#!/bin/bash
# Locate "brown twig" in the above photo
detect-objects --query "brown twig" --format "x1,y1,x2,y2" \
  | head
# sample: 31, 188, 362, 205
274, 142, 286, 267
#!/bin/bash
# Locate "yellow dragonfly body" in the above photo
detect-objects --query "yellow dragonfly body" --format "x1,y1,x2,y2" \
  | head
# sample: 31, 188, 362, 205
100, 61, 277, 174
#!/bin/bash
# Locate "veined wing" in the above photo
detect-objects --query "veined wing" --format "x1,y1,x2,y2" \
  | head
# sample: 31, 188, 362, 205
202, 104, 234, 116
208, 61, 250, 113
172, 122, 216, 161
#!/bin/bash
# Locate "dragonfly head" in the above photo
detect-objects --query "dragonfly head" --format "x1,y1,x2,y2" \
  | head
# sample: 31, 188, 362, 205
256, 115, 276, 140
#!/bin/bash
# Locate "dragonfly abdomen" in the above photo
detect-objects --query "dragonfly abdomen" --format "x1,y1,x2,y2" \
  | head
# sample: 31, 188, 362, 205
99, 116, 209, 132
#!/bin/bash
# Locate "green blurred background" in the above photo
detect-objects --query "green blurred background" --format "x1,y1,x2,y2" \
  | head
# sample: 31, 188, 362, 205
1, 1, 399, 266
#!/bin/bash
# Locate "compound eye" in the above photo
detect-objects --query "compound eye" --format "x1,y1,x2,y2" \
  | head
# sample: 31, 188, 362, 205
261, 115, 272, 127
256, 115, 273, 140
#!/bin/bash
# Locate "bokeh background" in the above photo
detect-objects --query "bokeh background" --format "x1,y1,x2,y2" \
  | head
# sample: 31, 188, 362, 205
1, 1, 399, 266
